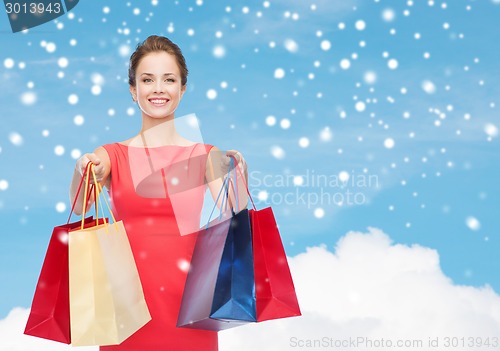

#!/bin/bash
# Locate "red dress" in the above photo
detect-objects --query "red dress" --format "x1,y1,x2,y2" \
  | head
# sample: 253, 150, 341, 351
100, 142, 218, 351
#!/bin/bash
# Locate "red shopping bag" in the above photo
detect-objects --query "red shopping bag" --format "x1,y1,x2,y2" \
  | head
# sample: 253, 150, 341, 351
24, 162, 105, 343
24, 216, 105, 343
250, 207, 301, 321
229, 156, 301, 322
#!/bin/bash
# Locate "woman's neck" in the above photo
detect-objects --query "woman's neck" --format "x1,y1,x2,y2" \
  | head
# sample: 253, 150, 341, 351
138, 112, 196, 147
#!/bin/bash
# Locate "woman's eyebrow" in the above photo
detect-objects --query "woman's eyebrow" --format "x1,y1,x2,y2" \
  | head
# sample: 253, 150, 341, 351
140, 72, 176, 76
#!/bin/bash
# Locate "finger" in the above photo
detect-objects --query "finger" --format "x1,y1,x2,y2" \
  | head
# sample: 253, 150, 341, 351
226, 152, 242, 166
221, 156, 230, 166
95, 168, 105, 178
93, 164, 104, 177
86, 153, 101, 165
76, 156, 90, 176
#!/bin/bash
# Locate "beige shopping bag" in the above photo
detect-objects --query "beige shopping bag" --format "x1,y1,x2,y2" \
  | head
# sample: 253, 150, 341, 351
68, 163, 151, 346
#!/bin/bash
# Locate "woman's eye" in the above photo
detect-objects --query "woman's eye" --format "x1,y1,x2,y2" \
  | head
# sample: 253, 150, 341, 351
143, 78, 153, 83
166, 78, 175, 83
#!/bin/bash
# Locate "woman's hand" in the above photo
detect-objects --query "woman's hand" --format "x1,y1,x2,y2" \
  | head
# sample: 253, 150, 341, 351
76, 153, 106, 184
221, 149, 247, 177
70, 147, 111, 216
206, 147, 249, 212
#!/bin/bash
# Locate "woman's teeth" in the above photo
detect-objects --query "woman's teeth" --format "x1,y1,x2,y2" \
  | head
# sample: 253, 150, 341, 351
149, 99, 168, 105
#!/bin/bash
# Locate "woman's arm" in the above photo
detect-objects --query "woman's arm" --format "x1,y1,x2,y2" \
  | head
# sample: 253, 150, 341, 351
205, 146, 249, 212
69, 146, 111, 216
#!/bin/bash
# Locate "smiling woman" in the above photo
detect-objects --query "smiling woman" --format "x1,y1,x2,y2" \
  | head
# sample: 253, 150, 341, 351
130, 52, 186, 121
67, 35, 249, 351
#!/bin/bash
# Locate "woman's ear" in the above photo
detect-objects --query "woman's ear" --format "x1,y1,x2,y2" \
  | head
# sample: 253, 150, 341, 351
129, 85, 137, 102
180, 84, 187, 98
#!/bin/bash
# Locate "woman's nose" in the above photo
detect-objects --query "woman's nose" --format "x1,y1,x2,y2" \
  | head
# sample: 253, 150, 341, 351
154, 80, 165, 93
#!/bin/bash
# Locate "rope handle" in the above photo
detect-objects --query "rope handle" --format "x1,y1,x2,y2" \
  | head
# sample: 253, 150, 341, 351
227, 155, 256, 210
90, 163, 119, 232
79, 162, 118, 231
67, 161, 97, 224
80, 161, 97, 229
205, 158, 233, 229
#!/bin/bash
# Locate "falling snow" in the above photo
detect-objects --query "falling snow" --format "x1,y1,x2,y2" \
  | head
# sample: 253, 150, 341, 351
422, 80, 437, 94
8, 132, 23, 146
20, 92, 37, 105
319, 127, 332, 142
484, 123, 498, 137
340, 59, 351, 70
54, 145, 65, 156
274, 68, 285, 79
355, 101, 366, 112
206, 89, 217, 100
74, 115, 84, 126
280, 118, 291, 129
266, 116, 276, 126
58, 57, 69, 68
1, 0, 499, 296
466, 217, 481, 231
314, 208, 325, 218
384, 138, 395, 149
0, 180, 8, 191
284, 39, 299, 53
364, 71, 377, 84
355, 20, 366, 31
382, 8, 396, 22
270, 145, 285, 159
257, 190, 268, 201
213, 45, 226, 58
387, 59, 398, 70
68, 94, 79, 105
320, 40, 331, 51
298, 137, 310, 148
55, 202, 66, 213
4, 58, 14, 69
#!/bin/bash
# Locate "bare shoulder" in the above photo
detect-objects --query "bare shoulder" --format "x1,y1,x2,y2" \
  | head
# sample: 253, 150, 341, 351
207, 145, 224, 163
117, 138, 133, 146
208, 145, 221, 153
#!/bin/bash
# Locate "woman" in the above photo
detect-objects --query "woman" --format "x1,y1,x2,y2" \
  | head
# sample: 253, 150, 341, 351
69, 35, 248, 351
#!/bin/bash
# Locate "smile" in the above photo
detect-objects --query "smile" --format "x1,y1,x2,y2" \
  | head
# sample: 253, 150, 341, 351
148, 98, 170, 106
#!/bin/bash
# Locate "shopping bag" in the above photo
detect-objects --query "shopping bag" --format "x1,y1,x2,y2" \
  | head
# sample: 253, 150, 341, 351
177, 163, 256, 331
177, 209, 256, 331
68, 163, 151, 346
231, 156, 301, 322
23, 216, 100, 343
24, 162, 101, 343
250, 208, 301, 321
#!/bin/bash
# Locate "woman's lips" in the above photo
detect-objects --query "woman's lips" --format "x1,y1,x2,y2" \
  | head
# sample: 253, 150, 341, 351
148, 98, 169, 106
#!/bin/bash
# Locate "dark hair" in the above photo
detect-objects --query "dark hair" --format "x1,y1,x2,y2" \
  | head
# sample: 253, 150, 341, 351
128, 35, 188, 87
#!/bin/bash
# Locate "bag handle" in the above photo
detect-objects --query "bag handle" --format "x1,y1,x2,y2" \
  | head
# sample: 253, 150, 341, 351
220, 157, 234, 217
229, 156, 239, 213
205, 157, 235, 229
80, 161, 98, 229
89, 162, 119, 232
67, 161, 95, 224
79, 162, 119, 231
227, 155, 256, 211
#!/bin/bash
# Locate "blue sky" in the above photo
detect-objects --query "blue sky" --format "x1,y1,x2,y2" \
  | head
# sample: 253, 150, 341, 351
0, 0, 499, 321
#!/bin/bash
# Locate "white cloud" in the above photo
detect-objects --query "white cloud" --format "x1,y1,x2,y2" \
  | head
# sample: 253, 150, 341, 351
220, 228, 500, 351
2, 228, 500, 351
0, 308, 96, 351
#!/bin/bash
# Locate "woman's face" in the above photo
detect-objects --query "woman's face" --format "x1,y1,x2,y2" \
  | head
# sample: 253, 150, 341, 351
130, 51, 186, 119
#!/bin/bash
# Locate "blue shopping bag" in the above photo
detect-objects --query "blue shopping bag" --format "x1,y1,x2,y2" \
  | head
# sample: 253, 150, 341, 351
176, 209, 256, 331
177, 160, 256, 331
